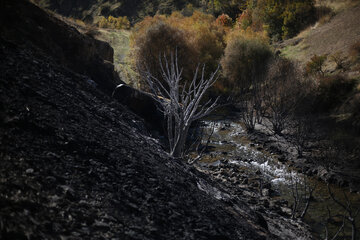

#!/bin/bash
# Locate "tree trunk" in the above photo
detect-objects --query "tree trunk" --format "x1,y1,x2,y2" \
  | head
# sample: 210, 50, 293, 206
173, 125, 190, 158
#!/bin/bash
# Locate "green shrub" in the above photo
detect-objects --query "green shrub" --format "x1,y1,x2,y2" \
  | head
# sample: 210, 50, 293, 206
130, 12, 226, 90
181, 3, 195, 17
246, 0, 316, 40
282, 1, 316, 39
258, 0, 285, 40
204, 0, 246, 19
220, 30, 272, 95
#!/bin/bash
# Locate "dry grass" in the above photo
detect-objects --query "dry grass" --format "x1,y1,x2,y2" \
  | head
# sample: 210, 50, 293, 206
349, 41, 360, 62
316, 0, 359, 13
318, 13, 333, 25
280, 1, 360, 78
51, 12, 136, 85
356, 83, 360, 92
95, 29, 138, 86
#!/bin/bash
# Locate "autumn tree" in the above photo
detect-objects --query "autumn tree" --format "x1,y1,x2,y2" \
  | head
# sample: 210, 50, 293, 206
281, 0, 316, 39
236, 9, 253, 30
98, 16, 130, 29
131, 17, 195, 89
202, 0, 247, 19
130, 11, 226, 90
240, 0, 316, 40
220, 29, 272, 95
216, 13, 233, 28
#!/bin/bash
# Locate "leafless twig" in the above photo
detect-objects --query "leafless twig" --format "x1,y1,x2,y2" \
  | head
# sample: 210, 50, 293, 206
327, 184, 359, 240
141, 51, 220, 157
188, 121, 215, 164
289, 172, 316, 219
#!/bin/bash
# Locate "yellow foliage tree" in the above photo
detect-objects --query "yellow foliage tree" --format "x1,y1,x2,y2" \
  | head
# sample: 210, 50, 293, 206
130, 11, 227, 90
221, 29, 272, 94
97, 15, 130, 30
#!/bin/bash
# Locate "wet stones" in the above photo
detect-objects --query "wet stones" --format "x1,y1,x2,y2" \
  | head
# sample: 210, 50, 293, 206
194, 156, 315, 238
197, 161, 279, 209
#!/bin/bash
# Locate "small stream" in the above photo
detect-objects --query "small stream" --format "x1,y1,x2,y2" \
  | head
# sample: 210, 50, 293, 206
197, 119, 360, 239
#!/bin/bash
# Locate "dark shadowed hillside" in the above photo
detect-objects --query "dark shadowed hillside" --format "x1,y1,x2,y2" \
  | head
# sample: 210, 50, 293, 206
0, 0, 313, 239
0, 41, 273, 239
1, 0, 121, 94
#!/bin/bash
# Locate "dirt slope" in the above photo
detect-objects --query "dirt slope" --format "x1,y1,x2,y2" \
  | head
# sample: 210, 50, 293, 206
0, 33, 276, 240
1, 0, 122, 95
0, 1, 312, 239
279, 2, 360, 68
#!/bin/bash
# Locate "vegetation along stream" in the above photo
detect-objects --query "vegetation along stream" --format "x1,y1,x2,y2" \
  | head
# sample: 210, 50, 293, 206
2, 0, 360, 239
196, 118, 360, 239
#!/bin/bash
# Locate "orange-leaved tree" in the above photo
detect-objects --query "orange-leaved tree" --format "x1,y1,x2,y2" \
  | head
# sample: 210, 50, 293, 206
220, 29, 272, 95
130, 11, 227, 90
130, 15, 196, 89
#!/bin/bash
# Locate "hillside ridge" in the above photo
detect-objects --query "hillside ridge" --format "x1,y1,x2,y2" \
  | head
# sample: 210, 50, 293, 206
0, 0, 312, 239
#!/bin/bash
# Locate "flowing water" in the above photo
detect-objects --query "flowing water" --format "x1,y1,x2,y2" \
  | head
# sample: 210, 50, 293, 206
197, 119, 360, 239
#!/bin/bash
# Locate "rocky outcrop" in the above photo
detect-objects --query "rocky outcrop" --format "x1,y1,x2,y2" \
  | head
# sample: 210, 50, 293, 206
197, 160, 313, 240
0, 0, 121, 94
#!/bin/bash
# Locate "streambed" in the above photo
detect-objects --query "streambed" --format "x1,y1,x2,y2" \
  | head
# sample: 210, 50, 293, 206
196, 119, 360, 239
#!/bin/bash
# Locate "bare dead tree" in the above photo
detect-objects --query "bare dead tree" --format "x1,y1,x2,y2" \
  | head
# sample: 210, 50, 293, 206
263, 58, 304, 135
324, 206, 346, 240
254, 82, 266, 125
142, 52, 220, 158
186, 121, 206, 156
324, 205, 346, 240
240, 68, 267, 131
188, 121, 216, 164
327, 184, 359, 240
317, 141, 343, 174
299, 176, 316, 219
292, 115, 314, 158
289, 172, 316, 220
293, 120, 307, 158
241, 98, 257, 132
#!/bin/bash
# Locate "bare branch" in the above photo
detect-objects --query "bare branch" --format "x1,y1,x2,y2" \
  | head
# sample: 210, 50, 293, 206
188, 121, 215, 164
141, 52, 220, 157
327, 184, 359, 240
